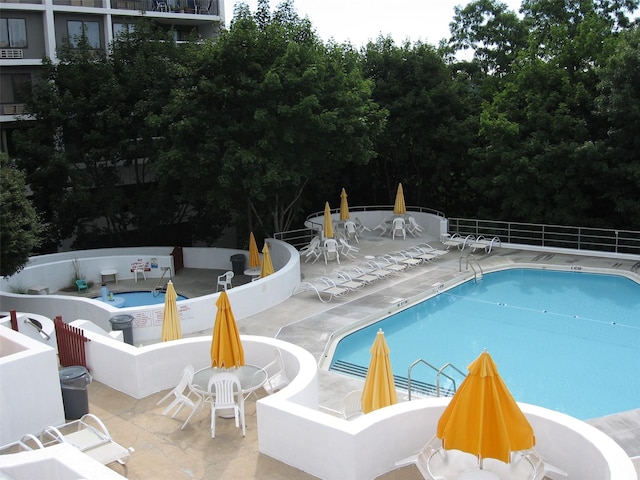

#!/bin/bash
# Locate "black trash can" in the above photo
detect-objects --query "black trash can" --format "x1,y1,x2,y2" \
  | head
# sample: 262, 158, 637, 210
109, 314, 134, 345
59, 366, 92, 420
230, 254, 246, 276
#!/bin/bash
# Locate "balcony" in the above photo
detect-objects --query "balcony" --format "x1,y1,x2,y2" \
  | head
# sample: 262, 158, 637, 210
109, 0, 219, 14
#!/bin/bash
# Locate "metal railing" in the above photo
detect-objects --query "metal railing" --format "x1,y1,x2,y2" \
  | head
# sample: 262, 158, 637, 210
460, 255, 483, 280
406, 358, 466, 401
448, 218, 640, 255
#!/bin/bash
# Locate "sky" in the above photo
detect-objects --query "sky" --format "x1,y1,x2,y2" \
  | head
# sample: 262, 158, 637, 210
222, 0, 524, 48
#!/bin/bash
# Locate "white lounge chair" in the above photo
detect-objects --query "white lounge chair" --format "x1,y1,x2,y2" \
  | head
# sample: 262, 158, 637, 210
41, 414, 134, 468
328, 272, 367, 291
359, 261, 395, 278
156, 364, 203, 430
414, 243, 449, 258
469, 235, 502, 254
207, 372, 245, 438
292, 278, 350, 302
441, 233, 476, 251
377, 253, 414, 270
344, 266, 380, 284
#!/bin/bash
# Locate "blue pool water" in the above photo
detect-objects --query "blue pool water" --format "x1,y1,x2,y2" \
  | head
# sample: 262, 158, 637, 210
94, 291, 188, 308
330, 269, 640, 419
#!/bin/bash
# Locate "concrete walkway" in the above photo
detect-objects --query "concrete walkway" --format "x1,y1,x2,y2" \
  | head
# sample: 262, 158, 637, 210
88, 231, 640, 479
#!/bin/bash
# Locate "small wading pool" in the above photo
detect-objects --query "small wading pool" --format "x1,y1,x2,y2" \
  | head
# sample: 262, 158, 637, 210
329, 269, 640, 420
94, 291, 188, 308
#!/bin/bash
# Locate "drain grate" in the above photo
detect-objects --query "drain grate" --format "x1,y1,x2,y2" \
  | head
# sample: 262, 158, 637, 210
331, 360, 455, 397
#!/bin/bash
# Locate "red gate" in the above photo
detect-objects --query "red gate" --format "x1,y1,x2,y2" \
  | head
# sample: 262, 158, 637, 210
54, 316, 90, 370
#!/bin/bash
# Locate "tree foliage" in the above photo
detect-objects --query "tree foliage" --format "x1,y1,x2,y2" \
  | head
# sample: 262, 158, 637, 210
0, 153, 44, 277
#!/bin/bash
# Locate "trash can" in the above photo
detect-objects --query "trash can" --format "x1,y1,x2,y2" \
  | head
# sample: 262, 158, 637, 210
59, 366, 92, 420
109, 314, 134, 345
230, 254, 246, 276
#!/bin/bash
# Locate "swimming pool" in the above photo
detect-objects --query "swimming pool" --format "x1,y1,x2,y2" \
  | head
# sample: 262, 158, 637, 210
329, 269, 640, 420
94, 291, 188, 308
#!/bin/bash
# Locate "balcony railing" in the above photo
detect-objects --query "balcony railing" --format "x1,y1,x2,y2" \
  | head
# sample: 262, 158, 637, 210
108, 0, 218, 13
448, 218, 640, 255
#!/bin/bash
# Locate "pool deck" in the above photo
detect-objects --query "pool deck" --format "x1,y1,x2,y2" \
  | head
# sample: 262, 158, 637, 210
81, 231, 640, 479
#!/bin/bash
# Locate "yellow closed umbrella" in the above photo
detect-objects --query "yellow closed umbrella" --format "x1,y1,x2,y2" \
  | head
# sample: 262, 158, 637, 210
437, 349, 535, 466
393, 183, 406, 215
361, 329, 398, 413
161, 281, 182, 341
339, 188, 350, 221
210, 291, 245, 368
323, 201, 334, 239
260, 243, 275, 278
248, 232, 260, 268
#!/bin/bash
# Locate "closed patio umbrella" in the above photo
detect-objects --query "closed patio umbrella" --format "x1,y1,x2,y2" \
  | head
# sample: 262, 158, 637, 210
248, 232, 260, 268
210, 291, 245, 368
161, 281, 182, 341
393, 183, 406, 215
323, 201, 334, 239
361, 329, 397, 413
437, 349, 535, 466
260, 243, 275, 278
339, 188, 350, 221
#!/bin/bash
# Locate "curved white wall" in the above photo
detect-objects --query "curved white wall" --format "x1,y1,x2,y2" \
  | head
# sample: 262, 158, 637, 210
0, 241, 301, 344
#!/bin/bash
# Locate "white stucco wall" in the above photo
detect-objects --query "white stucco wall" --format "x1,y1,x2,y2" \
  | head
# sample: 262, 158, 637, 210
0, 327, 65, 445
0, 241, 301, 344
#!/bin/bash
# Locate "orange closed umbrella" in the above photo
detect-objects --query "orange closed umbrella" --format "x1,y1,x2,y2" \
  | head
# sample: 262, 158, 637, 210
393, 183, 406, 215
323, 201, 334, 239
161, 281, 182, 341
361, 329, 398, 413
248, 232, 260, 268
260, 243, 274, 278
210, 291, 245, 368
339, 188, 350, 221
437, 350, 535, 465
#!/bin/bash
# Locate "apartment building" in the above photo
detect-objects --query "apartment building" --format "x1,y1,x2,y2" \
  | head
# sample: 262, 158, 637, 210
0, 0, 225, 153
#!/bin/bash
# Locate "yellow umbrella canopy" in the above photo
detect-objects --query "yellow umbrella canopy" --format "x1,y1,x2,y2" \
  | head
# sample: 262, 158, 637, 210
210, 291, 245, 368
393, 183, 406, 215
248, 232, 260, 268
260, 243, 275, 278
339, 188, 350, 221
361, 329, 398, 413
437, 350, 535, 465
161, 281, 182, 342
323, 201, 334, 239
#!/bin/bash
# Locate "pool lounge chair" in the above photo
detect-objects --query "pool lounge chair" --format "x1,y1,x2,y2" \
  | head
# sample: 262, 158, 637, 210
292, 278, 350, 303
414, 243, 449, 258
344, 266, 380, 285
469, 235, 502, 254
378, 253, 415, 270
40, 414, 134, 468
441, 233, 475, 251
359, 261, 395, 278
327, 272, 367, 291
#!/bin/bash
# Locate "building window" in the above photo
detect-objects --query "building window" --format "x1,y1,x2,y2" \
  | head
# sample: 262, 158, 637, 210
113, 22, 135, 38
0, 18, 28, 48
67, 20, 100, 49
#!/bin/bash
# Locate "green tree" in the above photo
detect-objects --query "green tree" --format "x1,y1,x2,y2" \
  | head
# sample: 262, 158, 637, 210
0, 153, 44, 277
159, 0, 385, 236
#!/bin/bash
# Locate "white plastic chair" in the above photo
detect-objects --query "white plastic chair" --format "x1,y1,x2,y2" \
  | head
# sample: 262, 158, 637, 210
156, 365, 203, 430
355, 217, 371, 234
262, 348, 291, 394
343, 220, 359, 243
301, 237, 322, 264
341, 390, 364, 420
217, 271, 234, 291
133, 266, 146, 282
339, 238, 360, 259
406, 216, 423, 237
392, 217, 406, 240
207, 372, 245, 438
323, 239, 340, 265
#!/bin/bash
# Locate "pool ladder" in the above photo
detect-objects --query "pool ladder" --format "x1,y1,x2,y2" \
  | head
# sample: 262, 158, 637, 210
406, 359, 466, 401
152, 266, 173, 296
459, 255, 484, 281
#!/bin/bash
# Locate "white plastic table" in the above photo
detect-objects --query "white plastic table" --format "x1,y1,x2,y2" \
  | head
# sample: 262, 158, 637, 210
100, 269, 118, 284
